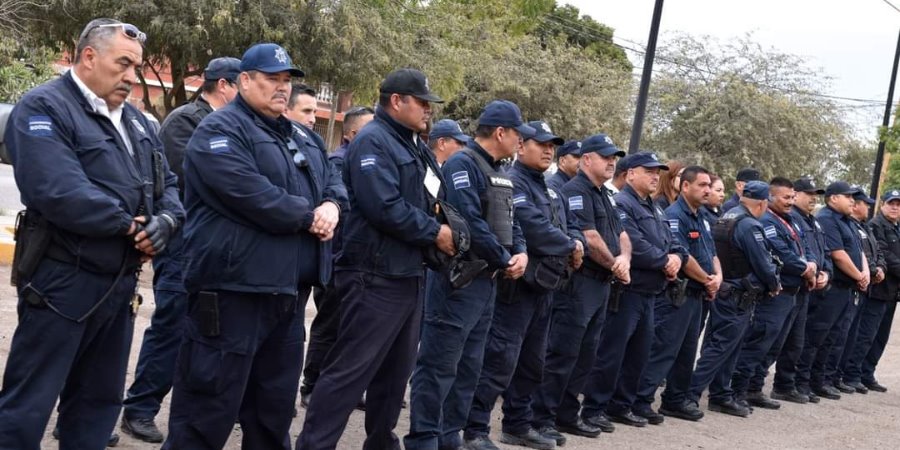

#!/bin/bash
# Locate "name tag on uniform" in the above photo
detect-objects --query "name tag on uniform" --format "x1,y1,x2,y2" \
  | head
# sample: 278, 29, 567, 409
490, 176, 513, 188
424, 166, 441, 198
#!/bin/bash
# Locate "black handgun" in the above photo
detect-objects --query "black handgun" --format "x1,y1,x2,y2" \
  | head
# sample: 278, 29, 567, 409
11, 210, 54, 286
608, 281, 623, 313
667, 277, 689, 307
449, 258, 489, 290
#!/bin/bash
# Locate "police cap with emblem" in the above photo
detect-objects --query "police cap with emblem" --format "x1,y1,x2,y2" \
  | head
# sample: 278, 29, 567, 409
557, 141, 582, 158
883, 189, 900, 203
240, 43, 304, 77
736, 167, 761, 182
624, 151, 669, 170
825, 181, 857, 197
526, 121, 564, 145
852, 186, 875, 205
581, 134, 626, 158
477, 100, 535, 136
793, 178, 825, 195
380, 68, 444, 103
742, 180, 769, 200
429, 119, 468, 143
204, 57, 241, 83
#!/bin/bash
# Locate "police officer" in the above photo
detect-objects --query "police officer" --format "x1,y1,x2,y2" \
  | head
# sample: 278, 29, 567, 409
851, 189, 900, 393
832, 190, 885, 393
634, 166, 719, 423
299, 105, 374, 408
766, 178, 830, 404
689, 181, 780, 417
796, 181, 868, 401
464, 120, 585, 449
0, 18, 183, 449
120, 56, 240, 443
581, 151, 687, 427
163, 43, 347, 450
731, 177, 816, 410
722, 167, 761, 212
531, 134, 630, 440
298, 68, 454, 450
546, 140, 581, 192
406, 100, 530, 450
428, 118, 469, 165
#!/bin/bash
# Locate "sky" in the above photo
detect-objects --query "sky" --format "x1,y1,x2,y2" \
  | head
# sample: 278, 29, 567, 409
564, 0, 900, 138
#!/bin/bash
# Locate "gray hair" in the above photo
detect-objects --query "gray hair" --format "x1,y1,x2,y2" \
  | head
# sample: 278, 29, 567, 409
74, 18, 122, 64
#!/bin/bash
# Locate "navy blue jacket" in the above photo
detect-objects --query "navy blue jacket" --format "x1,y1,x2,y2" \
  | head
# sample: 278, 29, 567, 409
723, 193, 741, 213
443, 141, 526, 270
870, 213, 900, 301
158, 96, 214, 197
182, 95, 348, 294
665, 196, 716, 291
509, 161, 583, 257
724, 205, 780, 292
761, 209, 810, 290
790, 206, 832, 281
851, 218, 884, 276
817, 205, 864, 287
561, 171, 624, 274
615, 184, 688, 294
546, 169, 571, 193
5, 72, 183, 274
337, 107, 442, 277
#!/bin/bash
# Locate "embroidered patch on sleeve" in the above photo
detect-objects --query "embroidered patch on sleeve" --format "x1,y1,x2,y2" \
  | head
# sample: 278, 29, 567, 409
513, 194, 527, 206
753, 232, 764, 242
568, 195, 584, 211
452, 171, 471, 189
28, 116, 53, 137
764, 225, 777, 238
669, 219, 679, 232
208, 137, 230, 154
360, 154, 377, 172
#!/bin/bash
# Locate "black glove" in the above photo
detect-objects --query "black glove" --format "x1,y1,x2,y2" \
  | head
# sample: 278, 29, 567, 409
143, 214, 175, 253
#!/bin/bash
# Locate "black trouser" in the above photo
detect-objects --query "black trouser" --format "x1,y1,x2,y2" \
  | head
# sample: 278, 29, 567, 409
301, 283, 342, 394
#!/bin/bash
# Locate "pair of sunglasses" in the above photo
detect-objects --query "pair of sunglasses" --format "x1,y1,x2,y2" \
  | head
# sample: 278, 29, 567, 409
86, 22, 147, 44
286, 140, 309, 169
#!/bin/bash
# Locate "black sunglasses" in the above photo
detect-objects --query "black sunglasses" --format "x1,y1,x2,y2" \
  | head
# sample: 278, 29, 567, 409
85, 22, 147, 44
286, 140, 309, 168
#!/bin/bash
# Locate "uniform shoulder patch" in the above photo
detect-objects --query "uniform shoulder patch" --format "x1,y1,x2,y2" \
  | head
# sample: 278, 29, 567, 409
360, 154, 377, 172
209, 137, 230, 154
547, 189, 558, 199
764, 225, 777, 238
568, 195, 584, 211
513, 193, 527, 206
704, 219, 711, 232
753, 231, 764, 242
669, 219, 679, 232
130, 118, 146, 135
28, 115, 53, 137
452, 171, 471, 189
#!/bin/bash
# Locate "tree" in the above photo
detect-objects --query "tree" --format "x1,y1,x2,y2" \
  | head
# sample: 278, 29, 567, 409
0, 0, 57, 104
643, 34, 875, 187
535, 4, 631, 71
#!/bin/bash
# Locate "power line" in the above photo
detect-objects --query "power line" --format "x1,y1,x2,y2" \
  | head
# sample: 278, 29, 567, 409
882, 0, 900, 14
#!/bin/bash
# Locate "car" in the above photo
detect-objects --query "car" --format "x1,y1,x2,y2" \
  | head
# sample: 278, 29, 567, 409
0, 103, 13, 164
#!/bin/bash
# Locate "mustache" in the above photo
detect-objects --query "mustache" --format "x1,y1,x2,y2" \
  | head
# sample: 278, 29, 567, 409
115, 83, 132, 93
272, 93, 288, 101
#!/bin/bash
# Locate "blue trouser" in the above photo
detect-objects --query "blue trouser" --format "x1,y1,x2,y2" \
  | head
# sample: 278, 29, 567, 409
164, 289, 306, 450
863, 300, 896, 383
0, 258, 138, 450
829, 292, 862, 383
796, 285, 852, 392
763, 291, 809, 393
531, 274, 609, 428
465, 283, 552, 438
840, 295, 887, 383
405, 272, 496, 450
636, 290, 704, 410
581, 289, 657, 417
297, 271, 423, 450
731, 291, 796, 397
301, 279, 342, 393
124, 232, 187, 420
689, 290, 752, 403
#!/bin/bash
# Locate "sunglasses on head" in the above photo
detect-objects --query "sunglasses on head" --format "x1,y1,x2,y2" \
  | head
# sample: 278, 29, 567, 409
286, 140, 309, 169
88, 22, 147, 44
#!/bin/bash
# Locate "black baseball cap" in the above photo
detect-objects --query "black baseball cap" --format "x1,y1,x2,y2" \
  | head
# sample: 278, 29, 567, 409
380, 68, 443, 103
526, 121, 564, 145
204, 57, 241, 82
736, 167, 761, 182
240, 43, 304, 77
793, 178, 825, 195
825, 181, 856, 197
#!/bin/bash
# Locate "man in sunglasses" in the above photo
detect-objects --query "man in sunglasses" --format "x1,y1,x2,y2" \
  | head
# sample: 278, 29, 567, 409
120, 56, 240, 443
0, 18, 184, 449
163, 43, 347, 450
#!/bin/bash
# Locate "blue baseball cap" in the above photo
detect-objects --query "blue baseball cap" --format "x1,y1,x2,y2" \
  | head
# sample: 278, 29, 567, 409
477, 100, 535, 136
240, 43, 305, 77
624, 151, 668, 170
526, 121, 564, 145
793, 178, 825, 195
742, 180, 770, 200
852, 187, 875, 205
825, 181, 856, 197
883, 189, 900, 202
429, 119, 468, 143
581, 133, 625, 158
204, 57, 241, 82
557, 140, 581, 158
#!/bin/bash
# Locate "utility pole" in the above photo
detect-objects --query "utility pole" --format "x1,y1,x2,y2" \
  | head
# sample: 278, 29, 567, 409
628, 0, 665, 153
870, 28, 900, 200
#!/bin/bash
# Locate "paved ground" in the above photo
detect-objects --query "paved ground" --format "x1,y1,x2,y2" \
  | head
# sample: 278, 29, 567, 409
0, 263, 899, 449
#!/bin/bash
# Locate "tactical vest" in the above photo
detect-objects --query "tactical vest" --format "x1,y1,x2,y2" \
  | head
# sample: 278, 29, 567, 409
462, 148, 514, 247
712, 211, 753, 279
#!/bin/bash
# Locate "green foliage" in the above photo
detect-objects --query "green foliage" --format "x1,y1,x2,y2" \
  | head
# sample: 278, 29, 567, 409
0, 36, 58, 104
535, 4, 631, 71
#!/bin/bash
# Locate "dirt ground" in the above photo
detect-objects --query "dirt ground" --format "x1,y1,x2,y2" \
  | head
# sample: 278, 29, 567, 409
0, 263, 899, 449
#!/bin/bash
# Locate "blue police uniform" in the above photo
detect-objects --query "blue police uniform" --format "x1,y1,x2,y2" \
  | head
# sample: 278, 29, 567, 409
862, 302, 896, 387
731, 208, 810, 400
464, 158, 584, 440
406, 140, 527, 450
690, 203, 780, 409
545, 140, 580, 193
122, 94, 215, 430
635, 196, 715, 415
763, 205, 830, 396
796, 204, 864, 397
0, 70, 183, 450
164, 81, 348, 449
531, 171, 623, 430
722, 193, 741, 213
546, 170, 572, 193
297, 103, 444, 449
581, 179, 688, 422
